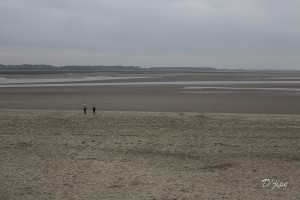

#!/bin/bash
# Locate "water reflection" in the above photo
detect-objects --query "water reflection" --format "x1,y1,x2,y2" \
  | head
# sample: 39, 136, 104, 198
183, 86, 300, 92
0, 76, 145, 84
0, 80, 300, 88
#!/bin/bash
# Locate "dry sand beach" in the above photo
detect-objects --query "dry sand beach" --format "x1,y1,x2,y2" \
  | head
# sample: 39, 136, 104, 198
0, 72, 299, 199
0, 110, 299, 199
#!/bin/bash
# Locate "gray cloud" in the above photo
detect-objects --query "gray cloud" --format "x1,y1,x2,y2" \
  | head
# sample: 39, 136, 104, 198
0, 0, 299, 69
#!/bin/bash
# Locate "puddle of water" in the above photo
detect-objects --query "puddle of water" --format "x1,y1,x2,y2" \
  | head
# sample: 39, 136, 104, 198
183, 87, 300, 92
0, 76, 147, 84
0, 80, 300, 88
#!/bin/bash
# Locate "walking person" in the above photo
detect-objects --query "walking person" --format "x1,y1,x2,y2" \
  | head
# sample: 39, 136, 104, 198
82, 101, 88, 114
92, 106, 96, 115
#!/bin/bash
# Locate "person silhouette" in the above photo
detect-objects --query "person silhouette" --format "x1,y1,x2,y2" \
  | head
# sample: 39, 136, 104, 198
82, 102, 88, 114
92, 106, 96, 115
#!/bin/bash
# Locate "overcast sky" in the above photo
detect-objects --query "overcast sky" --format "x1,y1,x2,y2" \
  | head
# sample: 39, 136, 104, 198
0, 0, 299, 69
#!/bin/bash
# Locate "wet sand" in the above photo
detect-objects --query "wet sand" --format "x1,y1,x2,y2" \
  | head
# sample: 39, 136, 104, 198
0, 72, 300, 114
0, 109, 299, 199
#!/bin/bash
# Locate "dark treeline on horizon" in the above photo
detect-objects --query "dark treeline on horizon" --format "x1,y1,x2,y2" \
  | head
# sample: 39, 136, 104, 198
0, 64, 298, 72
0, 64, 217, 72
0, 64, 141, 71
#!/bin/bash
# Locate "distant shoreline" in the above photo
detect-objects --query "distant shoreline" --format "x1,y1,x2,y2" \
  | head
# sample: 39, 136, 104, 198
1, 70, 300, 76
1, 64, 299, 74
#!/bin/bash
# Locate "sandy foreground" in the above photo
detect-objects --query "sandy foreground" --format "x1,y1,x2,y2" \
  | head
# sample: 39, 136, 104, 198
0, 109, 299, 200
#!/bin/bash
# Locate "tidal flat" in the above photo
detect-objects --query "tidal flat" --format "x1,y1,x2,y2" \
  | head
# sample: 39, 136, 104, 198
0, 71, 299, 199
